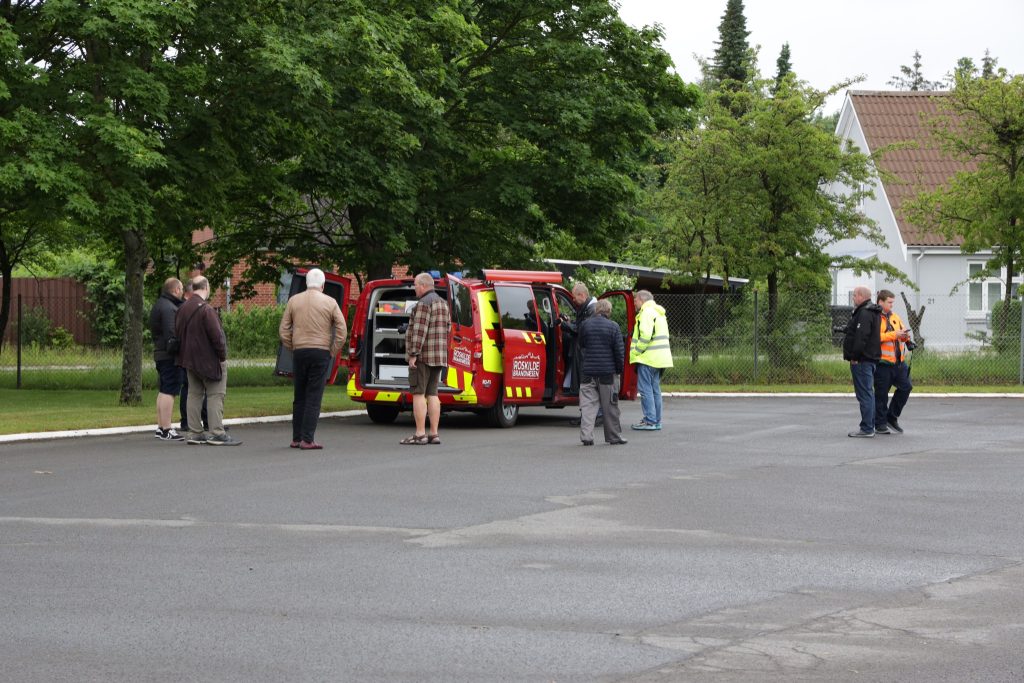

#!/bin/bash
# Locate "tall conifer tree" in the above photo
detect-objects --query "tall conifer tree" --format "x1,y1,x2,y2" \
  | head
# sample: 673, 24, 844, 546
711, 0, 751, 87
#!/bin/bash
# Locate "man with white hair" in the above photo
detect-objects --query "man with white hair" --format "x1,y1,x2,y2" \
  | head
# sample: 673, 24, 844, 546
279, 268, 348, 450
841, 285, 882, 438
401, 272, 450, 445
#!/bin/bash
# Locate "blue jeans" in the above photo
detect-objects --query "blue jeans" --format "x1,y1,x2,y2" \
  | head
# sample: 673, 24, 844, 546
636, 364, 663, 425
850, 361, 876, 433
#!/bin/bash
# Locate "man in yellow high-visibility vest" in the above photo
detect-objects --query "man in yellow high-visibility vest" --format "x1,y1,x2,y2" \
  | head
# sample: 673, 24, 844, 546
630, 290, 673, 430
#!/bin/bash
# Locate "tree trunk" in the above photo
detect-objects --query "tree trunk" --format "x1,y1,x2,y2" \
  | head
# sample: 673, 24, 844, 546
765, 270, 779, 336
900, 291, 926, 349
0, 241, 11, 351
119, 229, 148, 405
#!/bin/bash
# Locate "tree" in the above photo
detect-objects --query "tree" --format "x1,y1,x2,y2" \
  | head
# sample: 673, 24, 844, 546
205, 0, 698, 294
0, 7, 93, 348
889, 50, 941, 91
904, 68, 1024, 343
17, 1, 288, 404
773, 42, 792, 94
709, 0, 751, 88
650, 72, 893, 358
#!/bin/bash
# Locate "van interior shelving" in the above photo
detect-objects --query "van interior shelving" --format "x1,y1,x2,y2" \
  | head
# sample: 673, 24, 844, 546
363, 284, 453, 389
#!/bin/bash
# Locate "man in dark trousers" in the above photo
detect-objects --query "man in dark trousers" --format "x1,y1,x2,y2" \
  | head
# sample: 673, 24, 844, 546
842, 286, 882, 438
278, 268, 347, 450
178, 280, 207, 433
175, 276, 241, 446
578, 299, 627, 446
560, 282, 597, 425
873, 289, 913, 434
149, 277, 184, 441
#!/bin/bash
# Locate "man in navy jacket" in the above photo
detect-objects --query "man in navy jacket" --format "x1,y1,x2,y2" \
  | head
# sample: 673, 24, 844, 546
577, 299, 626, 446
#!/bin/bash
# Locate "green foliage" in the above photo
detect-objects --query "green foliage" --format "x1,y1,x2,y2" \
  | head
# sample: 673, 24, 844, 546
61, 257, 125, 348
221, 304, 286, 358
991, 298, 1022, 353
888, 50, 941, 91
15, 306, 53, 347
48, 327, 75, 350
204, 0, 699, 291
904, 69, 1024, 305
646, 70, 881, 335
709, 0, 752, 87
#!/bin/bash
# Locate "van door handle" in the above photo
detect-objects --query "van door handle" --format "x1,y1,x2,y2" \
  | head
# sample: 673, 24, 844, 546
453, 335, 463, 342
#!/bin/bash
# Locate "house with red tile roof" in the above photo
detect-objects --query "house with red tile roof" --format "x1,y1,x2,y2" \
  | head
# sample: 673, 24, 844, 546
827, 90, 1019, 350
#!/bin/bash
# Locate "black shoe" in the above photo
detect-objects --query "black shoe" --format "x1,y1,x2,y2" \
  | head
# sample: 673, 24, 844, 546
875, 425, 891, 434
581, 440, 594, 446
848, 430, 874, 438
607, 438, 628, 445
569, 417, 581, 426
887, 417, 904, 433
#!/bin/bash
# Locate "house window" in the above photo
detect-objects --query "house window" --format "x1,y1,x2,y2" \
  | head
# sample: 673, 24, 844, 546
968, 263, 1024, 313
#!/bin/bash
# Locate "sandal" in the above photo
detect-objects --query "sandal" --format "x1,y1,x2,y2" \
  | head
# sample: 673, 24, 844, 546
400, 433, 428, 445
427, 434, 441, 445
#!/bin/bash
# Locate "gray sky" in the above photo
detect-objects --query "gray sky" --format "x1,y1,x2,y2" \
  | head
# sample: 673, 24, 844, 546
616, 0, 1024, 113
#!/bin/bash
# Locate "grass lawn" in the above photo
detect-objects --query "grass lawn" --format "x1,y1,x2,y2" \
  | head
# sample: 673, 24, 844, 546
0, 386, 362, 435
662, 384, 1024, 393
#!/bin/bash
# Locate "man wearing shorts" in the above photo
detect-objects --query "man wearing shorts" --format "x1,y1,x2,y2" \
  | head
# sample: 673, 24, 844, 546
149, 277, 184, 440
402, 272, 451, 445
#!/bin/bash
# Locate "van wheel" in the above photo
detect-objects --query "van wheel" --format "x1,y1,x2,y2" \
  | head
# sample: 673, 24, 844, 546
484, 396, 519, 428
366, 404, 400, 424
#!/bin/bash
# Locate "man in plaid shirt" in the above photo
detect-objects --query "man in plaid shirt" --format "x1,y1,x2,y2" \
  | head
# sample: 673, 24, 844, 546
402, 272, 451, 445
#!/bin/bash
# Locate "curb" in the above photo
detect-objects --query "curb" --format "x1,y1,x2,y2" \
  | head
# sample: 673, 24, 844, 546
662, 392, 1024, 398
0, 410, 367, 445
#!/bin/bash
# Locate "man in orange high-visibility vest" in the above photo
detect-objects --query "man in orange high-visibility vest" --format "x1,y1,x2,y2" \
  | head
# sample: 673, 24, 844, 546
874, 290, 913, 434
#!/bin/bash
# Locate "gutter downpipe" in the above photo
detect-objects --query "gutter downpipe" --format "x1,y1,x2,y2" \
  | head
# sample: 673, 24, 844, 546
913, 249, 925, 308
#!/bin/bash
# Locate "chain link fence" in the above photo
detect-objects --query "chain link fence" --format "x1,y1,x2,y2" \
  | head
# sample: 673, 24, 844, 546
1, 294, 284, 390
4, 289, 1022, 390
653, 291, 1024, 387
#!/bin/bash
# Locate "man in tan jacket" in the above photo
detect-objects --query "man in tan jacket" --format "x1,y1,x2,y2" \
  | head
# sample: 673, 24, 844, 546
279, 268, 347, 449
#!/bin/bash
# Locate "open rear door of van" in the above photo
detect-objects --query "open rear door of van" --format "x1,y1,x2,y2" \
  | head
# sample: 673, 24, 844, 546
598, 290, 637, 399
446, 274, 476, 373
275, 269, 351, 384
493, 283, 546, 404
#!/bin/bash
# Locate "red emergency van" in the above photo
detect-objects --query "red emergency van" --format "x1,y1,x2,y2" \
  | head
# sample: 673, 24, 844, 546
344, 269, 636, 427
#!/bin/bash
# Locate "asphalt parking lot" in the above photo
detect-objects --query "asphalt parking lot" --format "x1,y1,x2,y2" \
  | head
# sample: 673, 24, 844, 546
2, 396, 1023, 682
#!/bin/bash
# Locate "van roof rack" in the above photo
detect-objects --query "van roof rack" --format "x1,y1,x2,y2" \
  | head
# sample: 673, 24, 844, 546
481, 269, 563, 284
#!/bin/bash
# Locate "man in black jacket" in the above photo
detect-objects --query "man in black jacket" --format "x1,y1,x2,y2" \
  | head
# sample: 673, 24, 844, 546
577, 299, 626, 446
149, 278, 184, 441
842, 286, 882, 438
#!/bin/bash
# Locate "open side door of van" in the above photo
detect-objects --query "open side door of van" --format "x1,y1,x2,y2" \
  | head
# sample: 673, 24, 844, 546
598, 290, 637, 400
493, 283, 546, 404
275, 268, 352, 385
446, 274, 476, 373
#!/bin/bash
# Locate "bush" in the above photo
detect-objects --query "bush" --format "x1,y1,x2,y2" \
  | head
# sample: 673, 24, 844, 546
221, 304, 285, 358
16, 306, 53, 346
62, 257, 125, 348
990, 298, 1022, 353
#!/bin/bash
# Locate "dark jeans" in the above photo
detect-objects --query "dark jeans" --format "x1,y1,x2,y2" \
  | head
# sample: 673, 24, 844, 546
180, 373, 208, 430
850, 361, 876, 433
293, 348, 331, 443
875, 362, 912, 428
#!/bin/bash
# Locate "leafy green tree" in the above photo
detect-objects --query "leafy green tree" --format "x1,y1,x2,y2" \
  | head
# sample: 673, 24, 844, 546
650, 72, 893, 358
206, 0, 698, 295
23, 1, 277, 403
888, 50, 941, 91
905, 68, 1024, 342
0, 7, 93, 348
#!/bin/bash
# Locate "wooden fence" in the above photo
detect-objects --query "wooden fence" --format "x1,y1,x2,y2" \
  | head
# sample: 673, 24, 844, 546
1, 278, 96, 345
